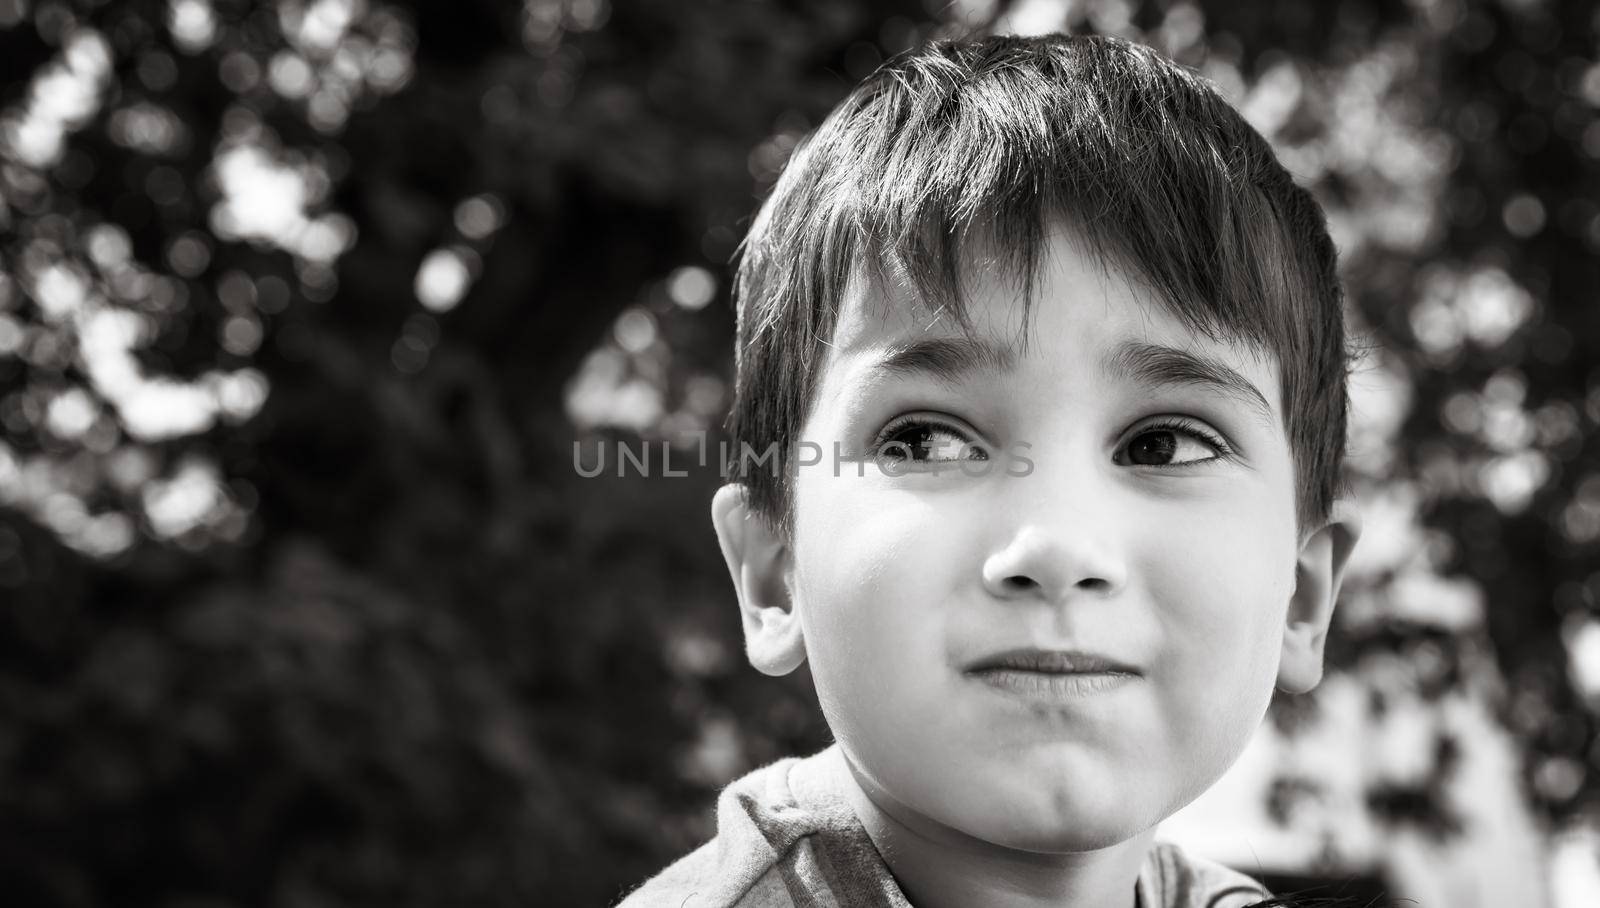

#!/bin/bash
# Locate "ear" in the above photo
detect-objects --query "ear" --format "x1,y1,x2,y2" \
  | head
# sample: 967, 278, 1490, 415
1277, 497, 1362, 694
710, 484, 805, 676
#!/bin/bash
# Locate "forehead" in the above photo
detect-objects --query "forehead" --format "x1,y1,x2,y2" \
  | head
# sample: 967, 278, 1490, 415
816, 228, 1281, 416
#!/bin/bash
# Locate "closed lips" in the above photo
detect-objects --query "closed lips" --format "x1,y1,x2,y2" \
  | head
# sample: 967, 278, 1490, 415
965, 649, 1141, 675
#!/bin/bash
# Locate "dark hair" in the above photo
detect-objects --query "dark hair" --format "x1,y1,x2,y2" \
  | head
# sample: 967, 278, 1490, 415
726, 32, 1349, 537
1239, 891, 1389, 908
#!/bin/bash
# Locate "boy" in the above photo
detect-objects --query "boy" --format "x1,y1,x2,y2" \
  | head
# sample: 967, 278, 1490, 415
620, 33, 1361, 908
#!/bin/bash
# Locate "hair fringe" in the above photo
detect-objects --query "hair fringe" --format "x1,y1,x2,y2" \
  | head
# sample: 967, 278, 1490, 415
728, 33, 1350, 537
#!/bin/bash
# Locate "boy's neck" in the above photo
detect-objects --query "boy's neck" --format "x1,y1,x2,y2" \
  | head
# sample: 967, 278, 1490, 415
839, 753, 1155, 908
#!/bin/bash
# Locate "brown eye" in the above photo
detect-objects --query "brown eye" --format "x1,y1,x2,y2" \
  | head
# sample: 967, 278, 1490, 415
1116, 420, 1228, 467
875, 418, 987, 464
1126, 430, 1178, 465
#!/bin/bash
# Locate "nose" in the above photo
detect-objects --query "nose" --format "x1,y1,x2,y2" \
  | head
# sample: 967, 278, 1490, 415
980, 522, 1128, 602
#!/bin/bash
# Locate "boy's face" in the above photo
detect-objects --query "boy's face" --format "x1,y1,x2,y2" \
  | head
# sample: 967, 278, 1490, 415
714, 224, 1357, 854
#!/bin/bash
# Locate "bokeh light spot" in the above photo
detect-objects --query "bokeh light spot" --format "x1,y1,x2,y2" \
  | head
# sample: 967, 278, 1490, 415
667, 266, 715, 310
613, 307, 656, 353
269, 52, 315, 99
166, 232, 211, 278
168, 0, 217, 54
219, 315, 262, 356
1503, 193, 1546, 238
414, 247, 473, 312
453, 194, 505, 240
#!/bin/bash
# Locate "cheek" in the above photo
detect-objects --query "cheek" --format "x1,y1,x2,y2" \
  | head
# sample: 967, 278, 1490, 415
1132, 517, 1292, 818
789, 482, 970, 721
1146, 505, 1297, 707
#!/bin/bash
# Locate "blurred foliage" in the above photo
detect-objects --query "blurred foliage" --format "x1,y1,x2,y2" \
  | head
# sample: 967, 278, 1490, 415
0, 0, 1597, 905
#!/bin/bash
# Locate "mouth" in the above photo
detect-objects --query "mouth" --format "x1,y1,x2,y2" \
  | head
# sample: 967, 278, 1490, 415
965, 648, 1141, 675
963, 648, 1141, 699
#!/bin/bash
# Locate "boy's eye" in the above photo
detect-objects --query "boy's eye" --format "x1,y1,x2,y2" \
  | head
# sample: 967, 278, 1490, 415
874, 416, 989, 464
1116, 420, 1230, 467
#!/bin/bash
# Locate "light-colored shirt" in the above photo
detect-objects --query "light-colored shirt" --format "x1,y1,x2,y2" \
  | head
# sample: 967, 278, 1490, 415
615, 745, 1273, 908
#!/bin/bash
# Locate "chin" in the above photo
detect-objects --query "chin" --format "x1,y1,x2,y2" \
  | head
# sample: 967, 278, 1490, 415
969, 812, 1141, 854
939, 779, 1151, 854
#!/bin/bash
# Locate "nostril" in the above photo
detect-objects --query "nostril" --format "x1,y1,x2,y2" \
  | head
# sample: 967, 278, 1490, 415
1004, 575, 1038, 591
1075, 577, 1110, 592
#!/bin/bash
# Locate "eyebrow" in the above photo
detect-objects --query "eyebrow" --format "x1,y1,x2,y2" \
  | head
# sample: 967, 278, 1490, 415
862, 335, 1275, 428
869, 334, 1018, 384
1103, 341, 1275, 427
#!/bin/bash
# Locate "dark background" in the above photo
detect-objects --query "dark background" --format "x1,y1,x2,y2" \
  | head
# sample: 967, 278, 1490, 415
1, 0, 1597, 905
